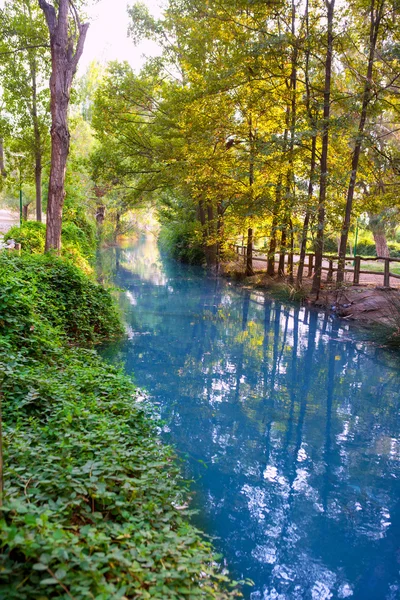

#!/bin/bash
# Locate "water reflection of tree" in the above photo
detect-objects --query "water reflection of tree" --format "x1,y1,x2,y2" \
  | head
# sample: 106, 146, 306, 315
101, 242, 400, 600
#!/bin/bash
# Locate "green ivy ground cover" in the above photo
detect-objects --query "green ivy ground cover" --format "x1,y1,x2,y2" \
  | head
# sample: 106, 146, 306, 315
0, 252, 240, 599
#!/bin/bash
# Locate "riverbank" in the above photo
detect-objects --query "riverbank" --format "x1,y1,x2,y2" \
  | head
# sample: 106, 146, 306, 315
0, 251, 239, 599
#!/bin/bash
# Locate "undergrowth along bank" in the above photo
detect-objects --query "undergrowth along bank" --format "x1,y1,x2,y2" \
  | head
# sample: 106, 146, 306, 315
0, 250, 240, 599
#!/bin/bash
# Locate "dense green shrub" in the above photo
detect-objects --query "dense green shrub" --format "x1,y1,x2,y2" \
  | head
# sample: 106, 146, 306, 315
0, 351, 239, 599
158, 221, 205, 265
4, 219, 96, 272
4, 221, 46, 253
0, 253, 239, 599
0, 253, 122, 347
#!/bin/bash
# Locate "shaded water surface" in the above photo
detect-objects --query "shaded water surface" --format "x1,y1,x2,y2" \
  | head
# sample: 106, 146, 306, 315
100, 238, 400, 600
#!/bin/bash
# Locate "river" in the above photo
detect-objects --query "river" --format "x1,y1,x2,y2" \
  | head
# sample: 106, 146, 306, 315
100, 237, 400, 600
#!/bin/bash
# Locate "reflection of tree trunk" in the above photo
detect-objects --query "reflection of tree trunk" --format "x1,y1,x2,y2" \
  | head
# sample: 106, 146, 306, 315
284, 310, 299, 452
322, 321, 338, 511
234, 290, 250, 402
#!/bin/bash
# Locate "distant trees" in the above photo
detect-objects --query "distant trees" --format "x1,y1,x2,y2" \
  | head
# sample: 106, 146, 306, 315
90, 0, 397, 288
0, 0, 51, 221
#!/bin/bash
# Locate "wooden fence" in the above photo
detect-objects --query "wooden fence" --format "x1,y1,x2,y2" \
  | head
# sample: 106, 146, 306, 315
234, 245, 400, 288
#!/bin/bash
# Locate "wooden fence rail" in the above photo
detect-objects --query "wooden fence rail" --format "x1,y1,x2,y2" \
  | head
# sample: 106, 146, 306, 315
234, 245, 400, 288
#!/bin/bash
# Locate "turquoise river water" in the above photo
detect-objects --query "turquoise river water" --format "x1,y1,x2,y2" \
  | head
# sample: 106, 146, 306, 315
100, 238, 400, 600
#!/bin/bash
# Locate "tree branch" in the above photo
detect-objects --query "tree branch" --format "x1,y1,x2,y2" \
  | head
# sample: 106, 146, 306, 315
37, 0, 57, 36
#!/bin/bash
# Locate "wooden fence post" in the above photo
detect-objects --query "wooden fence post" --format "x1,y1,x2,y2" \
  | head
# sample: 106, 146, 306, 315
307, 254, 314, 277
353, 256, 361, 285
383, 259, 390, 287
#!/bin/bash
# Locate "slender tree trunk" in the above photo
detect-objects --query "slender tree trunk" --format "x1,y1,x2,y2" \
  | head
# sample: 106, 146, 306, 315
312, 0, 335, 294
336, 0, 385, 283
288, 218, 294, 284
297, 137, 316, 286
267, 205, 279, 276
27, 8, 43, 223
39, 0, 89, 251
245, 115, 255, 276
22, 204, 29, 220
35, 155, 42, 222
284, 0, 297, 285
297, 0, 317, 287
278, 226, 287, 277
246, 227, 255, 276
0, 138, 6, 178
216, 201, 224, 268
206, 202, 217, 268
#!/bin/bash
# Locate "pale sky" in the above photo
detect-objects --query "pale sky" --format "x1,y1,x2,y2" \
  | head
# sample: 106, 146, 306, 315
81, 0, 164, 74
0, 0, 164, 75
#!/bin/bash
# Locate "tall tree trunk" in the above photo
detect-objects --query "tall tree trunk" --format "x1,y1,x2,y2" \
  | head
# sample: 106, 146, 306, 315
22, 203, 29, 220
39, 0, 89, 251
35, 154, 42, 222
297, 0, 317, 287
278, 226, 287, 277
288, 218, 294, 284
267, 204, 279, 276
27, 4, 43, 223
284, 0, 297, 285
245, 115, 255, 276
336, 0, 385, 283
369, 213, 390, 258
312, 0, 335, 294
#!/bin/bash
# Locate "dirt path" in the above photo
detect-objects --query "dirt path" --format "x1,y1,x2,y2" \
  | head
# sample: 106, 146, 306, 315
0, 209, 19, 234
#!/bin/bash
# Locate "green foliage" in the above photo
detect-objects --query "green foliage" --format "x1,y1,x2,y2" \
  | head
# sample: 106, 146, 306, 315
0, 252, 239, 599
0, 252, 122, 348
159, 220, 205, 265
4, 219, 97, 271
0, 350, 239, 599
5, 221, 46, 253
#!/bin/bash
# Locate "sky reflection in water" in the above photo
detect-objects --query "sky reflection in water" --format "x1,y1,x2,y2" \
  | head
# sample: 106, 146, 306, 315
100, 238, 400, 600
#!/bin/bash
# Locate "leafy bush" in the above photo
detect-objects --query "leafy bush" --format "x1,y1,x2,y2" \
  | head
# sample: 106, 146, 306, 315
4, 221, 46, 253
4, 220, 96, 272
0, 253, 239, 599
159, 221, 205, 265
0, 253, 122, 347
0, 351, 239, 599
